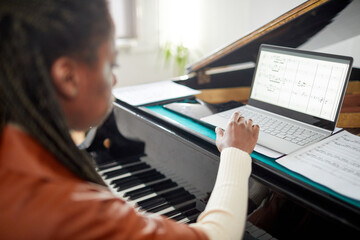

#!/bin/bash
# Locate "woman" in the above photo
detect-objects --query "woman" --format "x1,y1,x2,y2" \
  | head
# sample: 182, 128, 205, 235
0, 0, 259, 239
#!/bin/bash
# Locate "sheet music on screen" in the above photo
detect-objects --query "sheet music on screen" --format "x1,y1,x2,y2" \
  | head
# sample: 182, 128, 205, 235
250, 49, 350, 121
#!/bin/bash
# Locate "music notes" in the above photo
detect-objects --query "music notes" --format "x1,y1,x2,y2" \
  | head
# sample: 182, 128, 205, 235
251, 50, 349, 121
277, 131, 360, 201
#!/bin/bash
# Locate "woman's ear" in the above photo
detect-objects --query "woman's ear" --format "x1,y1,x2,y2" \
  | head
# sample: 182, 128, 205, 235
51, 57, 79, 99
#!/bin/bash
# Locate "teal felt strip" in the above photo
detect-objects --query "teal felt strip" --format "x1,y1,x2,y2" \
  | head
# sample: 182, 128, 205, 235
146, 105, 360, 208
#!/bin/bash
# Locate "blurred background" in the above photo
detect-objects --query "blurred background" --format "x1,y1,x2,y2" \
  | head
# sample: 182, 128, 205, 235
109, 0, 360, 87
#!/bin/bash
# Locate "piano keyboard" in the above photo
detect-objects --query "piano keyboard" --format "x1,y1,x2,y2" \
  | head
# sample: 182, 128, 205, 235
93, 152, 201, 223
91, 151, 278, 239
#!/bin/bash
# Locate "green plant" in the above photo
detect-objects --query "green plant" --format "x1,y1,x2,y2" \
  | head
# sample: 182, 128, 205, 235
162, 41, 189, 75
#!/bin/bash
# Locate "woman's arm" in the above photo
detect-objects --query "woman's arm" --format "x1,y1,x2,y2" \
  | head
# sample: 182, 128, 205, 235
190, 112, 259, 240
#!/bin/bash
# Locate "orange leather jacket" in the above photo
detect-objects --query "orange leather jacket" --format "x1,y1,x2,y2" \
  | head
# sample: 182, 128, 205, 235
0, 125, 208, 240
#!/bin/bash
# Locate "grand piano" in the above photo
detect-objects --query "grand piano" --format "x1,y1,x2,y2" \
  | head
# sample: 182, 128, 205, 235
85, 0, 360, 238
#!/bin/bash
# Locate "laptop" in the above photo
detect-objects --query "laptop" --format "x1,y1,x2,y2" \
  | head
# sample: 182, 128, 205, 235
201, 44, 353, 154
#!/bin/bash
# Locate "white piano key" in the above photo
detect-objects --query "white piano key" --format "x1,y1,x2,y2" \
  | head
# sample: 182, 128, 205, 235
177, 217, 191, 224
98, 165, 124, 174
98, 161, 144, 175
152, 206, 176, 216
111, 178, 172, 200
129, 193, 157, 203
128, 186, 181, 206
149, 198, 196, 217
96, 155, 201, 224
117, 184, 146, 196
167, 212, 182, 220
104, 172, 131, 185
111, 190, 127, 200
106, 185, 127, 200
134, 206, 144, 213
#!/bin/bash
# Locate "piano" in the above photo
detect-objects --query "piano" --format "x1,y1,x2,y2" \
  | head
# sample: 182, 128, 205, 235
86, 112, 205, 224
85, 111, 279, 239
84, 0, 360, 238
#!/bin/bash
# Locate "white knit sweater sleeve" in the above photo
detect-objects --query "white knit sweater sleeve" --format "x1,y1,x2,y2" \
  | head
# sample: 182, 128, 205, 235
190, 147, 252, 240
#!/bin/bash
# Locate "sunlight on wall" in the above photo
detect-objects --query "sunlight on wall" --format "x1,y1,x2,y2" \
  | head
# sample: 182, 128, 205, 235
158, 0, 201, 50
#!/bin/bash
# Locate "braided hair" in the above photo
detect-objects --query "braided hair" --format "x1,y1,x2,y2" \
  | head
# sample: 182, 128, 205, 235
0, 0, 113, 186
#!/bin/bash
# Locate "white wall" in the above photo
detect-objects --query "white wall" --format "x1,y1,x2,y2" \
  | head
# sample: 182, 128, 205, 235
113, 0, 359, 88
113, 0, 173, 87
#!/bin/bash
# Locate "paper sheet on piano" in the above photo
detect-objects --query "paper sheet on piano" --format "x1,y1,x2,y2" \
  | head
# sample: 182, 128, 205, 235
112, 80, 201, 106
276, 130, 360, 201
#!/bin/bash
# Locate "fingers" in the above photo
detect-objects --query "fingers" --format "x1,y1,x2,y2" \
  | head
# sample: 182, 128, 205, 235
228, 111, 261, 132
215, 127, 224, 152
229, 112, 260, 135
247, 118, 253, 127
217, 112, 260, 154
252, 124, 260, 139
230, 111, 241, 122
230, 111, 245, 124
230, 111, 252, 126
215, 127, 224, 137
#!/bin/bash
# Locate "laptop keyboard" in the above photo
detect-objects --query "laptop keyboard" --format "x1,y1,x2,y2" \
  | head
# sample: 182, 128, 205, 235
218, 108, 326, 146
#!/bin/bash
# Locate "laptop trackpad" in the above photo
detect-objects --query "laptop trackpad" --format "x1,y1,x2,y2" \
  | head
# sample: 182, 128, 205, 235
258, 131, 302, 155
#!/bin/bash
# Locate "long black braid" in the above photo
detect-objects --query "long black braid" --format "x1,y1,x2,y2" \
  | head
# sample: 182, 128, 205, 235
0, 0, 113, 186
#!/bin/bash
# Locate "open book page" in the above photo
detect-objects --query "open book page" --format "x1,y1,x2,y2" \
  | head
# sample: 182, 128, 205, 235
276, 130, 360, 201
112, 80, 201, 106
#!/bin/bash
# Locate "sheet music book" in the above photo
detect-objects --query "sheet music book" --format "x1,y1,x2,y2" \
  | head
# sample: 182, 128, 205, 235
112, 80, 201, 106
276, 130, 360, 201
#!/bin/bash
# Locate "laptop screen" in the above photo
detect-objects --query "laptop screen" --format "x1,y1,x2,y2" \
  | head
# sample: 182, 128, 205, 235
248, 44, 353, 130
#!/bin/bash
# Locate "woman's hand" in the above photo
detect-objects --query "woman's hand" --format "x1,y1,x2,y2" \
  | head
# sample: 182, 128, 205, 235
215, 111, 259, 155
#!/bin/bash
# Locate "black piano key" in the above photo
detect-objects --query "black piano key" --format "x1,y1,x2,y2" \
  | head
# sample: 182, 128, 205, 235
176, 201, 196, 211
97, 157, 141, 171
186, 216, 198, 223
182, 208, 201, 223
137, 188, 187, 210
111, 169, 159, 185
113, 171, 166, 191
98, 161, 143, 176
138, 196, 168, 210
132, 185, 182, 210
172, 213, 196, 224
118, 179, 143, 191
104, 162, 150, 179
96, 161, 119, 171
163, 209, 180, 218
160, 188, 190, 201
156, 193, 196, 216
146, 193, 194, 213
147, 195, 195, 214
171, 214, 188, 222
125, 179, 177, 200
146, 202, 173, 214
125, 187, 154, 199
116, 179, 173, 201
163, 202, 196, 218
168, 194, 195, 205
94, 152, 203, 224
112, 169, 162, 186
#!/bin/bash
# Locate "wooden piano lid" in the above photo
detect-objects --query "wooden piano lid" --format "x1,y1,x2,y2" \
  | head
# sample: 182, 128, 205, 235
338, 81, 360, 130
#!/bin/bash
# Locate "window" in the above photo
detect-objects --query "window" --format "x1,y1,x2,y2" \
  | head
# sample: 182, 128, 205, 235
108, 0, 137, 40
